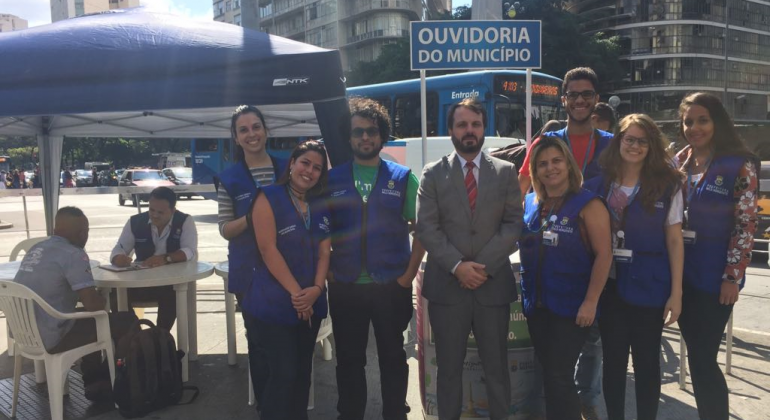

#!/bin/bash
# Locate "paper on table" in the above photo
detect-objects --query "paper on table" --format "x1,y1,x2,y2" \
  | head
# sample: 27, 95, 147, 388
99, 263, 150, 272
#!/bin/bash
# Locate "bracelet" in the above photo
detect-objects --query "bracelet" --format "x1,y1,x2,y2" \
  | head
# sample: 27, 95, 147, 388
313, 284, 325, 293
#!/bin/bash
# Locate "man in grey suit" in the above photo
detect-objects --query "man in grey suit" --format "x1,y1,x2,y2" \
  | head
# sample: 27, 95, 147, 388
416, 98, 523, 420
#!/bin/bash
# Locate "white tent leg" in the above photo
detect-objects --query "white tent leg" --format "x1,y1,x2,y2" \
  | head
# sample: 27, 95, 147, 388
37, 133, 63, 235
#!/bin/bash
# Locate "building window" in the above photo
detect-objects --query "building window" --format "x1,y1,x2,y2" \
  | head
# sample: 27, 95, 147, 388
234, 13, 241, 26
226, 1, 232, 12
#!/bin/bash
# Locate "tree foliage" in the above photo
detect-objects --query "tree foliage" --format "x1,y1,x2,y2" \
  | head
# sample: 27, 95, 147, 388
0, 136, 190, 170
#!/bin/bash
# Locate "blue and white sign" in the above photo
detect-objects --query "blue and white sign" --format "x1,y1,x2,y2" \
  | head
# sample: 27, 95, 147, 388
410, 20, 542, 71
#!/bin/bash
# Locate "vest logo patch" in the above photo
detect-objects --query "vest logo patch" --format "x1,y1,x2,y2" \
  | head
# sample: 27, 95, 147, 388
331, 190, 346, 197
323, 216, 329, 225
655, 201, 664, 209
235, 192, 251, 202
715, 175, 724, 186
388, 180, 395, 189
278, 225, 297, 236
560, 217, 569, 225
381, 188, 401, 198
705, 183, 730, 196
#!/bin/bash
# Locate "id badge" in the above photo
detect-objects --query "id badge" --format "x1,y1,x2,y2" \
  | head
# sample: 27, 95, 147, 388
542, 231, 559, 247
682, 229, 697, 245
613, 248, 633, 263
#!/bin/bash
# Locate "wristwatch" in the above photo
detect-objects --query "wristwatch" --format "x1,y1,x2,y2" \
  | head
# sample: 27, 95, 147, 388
165, 254, 173, 264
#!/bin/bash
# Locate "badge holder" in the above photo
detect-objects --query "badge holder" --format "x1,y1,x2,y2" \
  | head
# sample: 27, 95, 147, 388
612, 231, 633, 263
542, 215, 559, 247
682, 210, 697, 245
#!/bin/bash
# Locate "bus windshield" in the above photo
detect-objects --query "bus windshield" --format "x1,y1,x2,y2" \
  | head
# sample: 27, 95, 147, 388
494, 100, 562, 138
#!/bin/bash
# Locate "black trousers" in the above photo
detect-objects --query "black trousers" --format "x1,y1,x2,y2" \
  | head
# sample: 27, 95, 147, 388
236, 293, 267, 413
527, 307, 590, 420
110, 285, 176, 330
243, 312, 321, 420
678, 282, 734, 420
328, 281, 413, 420
600, 284, 664, 420
49, 312, 138, 387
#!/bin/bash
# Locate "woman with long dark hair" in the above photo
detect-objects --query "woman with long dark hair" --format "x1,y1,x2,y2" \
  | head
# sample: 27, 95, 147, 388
518, 136, 612, 420
245, 140, 330, 420
585, 114, 684, 420
675, 92, 758, 420
216, 105, 286, 410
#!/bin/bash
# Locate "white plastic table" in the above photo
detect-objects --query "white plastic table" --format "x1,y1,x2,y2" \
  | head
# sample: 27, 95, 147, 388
93, 261, 214, 382
214, 262, 238, 366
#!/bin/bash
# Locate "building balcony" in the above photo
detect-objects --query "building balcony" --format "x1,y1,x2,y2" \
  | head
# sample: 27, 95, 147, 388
344, 28, 409, 47
340, 0, 421, 21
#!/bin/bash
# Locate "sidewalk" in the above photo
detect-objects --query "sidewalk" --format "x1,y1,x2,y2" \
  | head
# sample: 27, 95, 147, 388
0, 273, 767, 420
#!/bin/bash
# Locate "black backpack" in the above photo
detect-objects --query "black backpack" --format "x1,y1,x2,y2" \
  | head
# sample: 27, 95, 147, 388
113, 319, 199, 418
490, 143, 528, 174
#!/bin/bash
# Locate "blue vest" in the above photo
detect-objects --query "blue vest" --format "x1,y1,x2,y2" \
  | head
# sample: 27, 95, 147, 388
217, 156, 287, 294
243, 185, 329, 325
130, 211, 189, 262
519, 189, 596, 317
327, 160, 411, 284
584, 176, 673, 307
684, 155, 748, 294
545, 128, 612, 180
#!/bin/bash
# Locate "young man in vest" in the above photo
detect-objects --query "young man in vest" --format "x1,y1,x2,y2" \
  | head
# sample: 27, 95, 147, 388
518, 67, 614, 193
327, 97, 425, 420
110, 186, 198, 330
14, 207, 136, 402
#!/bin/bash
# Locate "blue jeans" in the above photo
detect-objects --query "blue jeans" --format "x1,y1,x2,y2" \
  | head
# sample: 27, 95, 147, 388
243, 312, 321, 420
574, 320, 602, 407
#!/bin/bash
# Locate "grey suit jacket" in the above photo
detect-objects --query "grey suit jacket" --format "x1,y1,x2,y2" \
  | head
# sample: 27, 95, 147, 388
416, 151, 523, 306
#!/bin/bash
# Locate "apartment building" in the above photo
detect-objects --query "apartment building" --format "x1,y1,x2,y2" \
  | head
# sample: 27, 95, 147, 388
569, 0, 770, 126
50, 0, 140, 23
215, 0, 451, 71
0, 13, 28, 32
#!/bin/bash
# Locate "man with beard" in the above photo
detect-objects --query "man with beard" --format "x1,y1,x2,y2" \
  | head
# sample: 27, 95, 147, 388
518, 67, 613, 193
416, 98, 523, 420
326, 97, 425, 420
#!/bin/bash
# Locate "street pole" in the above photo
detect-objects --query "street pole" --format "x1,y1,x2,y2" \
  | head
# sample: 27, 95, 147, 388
724, 4, 729, 112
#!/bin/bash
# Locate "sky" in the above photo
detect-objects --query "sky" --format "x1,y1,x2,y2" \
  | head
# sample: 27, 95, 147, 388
0, 0, 472, 28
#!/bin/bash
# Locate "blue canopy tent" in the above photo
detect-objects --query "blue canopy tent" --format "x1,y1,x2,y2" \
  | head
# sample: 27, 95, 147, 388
0, 8, 351, 234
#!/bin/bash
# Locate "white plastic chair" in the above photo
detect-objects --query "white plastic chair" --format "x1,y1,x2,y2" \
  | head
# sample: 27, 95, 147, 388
0, 281, 115, 420
7, 236, 50, 357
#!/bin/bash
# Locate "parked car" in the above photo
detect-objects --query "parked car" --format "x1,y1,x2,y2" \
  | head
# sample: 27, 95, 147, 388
117, 168, 174, 206
162, 167, 195, 199
74, 169, 93, 187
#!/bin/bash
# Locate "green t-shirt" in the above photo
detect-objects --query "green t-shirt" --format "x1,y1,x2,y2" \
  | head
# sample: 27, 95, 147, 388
353, 162, 419, 284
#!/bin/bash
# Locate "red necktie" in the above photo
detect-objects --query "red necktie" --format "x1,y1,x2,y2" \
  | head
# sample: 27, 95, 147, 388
465, 161, 477, 213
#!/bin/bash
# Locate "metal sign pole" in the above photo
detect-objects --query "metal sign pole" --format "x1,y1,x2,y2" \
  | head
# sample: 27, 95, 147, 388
421, 70, 428, 169
526, 68, 533, 147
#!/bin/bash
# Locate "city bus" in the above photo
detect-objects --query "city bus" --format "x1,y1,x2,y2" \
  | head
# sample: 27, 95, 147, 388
0, 156, 11, 173
191, 70, 563, 197
347, 70, 564, 138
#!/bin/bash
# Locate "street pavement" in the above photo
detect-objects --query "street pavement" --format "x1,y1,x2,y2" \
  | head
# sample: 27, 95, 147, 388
0, 193, 767, 419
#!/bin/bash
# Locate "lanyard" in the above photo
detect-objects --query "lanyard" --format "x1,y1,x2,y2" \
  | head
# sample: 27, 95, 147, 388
607, 180, 640, 228
288, 187, 311, 230
564, 130, 595, 175
685, 153, 712, 210
528, 198, 560, 233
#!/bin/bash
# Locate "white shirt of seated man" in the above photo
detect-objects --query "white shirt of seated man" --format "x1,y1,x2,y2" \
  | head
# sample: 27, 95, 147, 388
110, 194, 198, 268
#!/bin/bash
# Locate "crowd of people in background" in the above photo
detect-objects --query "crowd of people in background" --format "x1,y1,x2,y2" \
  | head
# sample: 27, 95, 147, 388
0, 167, 41, 189
8, 64, 756, 420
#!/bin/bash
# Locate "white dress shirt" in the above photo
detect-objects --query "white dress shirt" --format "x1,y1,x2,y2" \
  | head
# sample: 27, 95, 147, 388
110, 213, 198, 263
456, 152, 483, 186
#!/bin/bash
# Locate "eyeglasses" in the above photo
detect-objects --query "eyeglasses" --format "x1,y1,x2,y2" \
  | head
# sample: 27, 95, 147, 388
621, 136, 650, 148
565, 90, 597, 101
351, 127, 380, 138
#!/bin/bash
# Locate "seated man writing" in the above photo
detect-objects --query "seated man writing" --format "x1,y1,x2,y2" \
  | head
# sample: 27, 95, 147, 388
13, 206, 135, 401
110, 186, 198, 330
